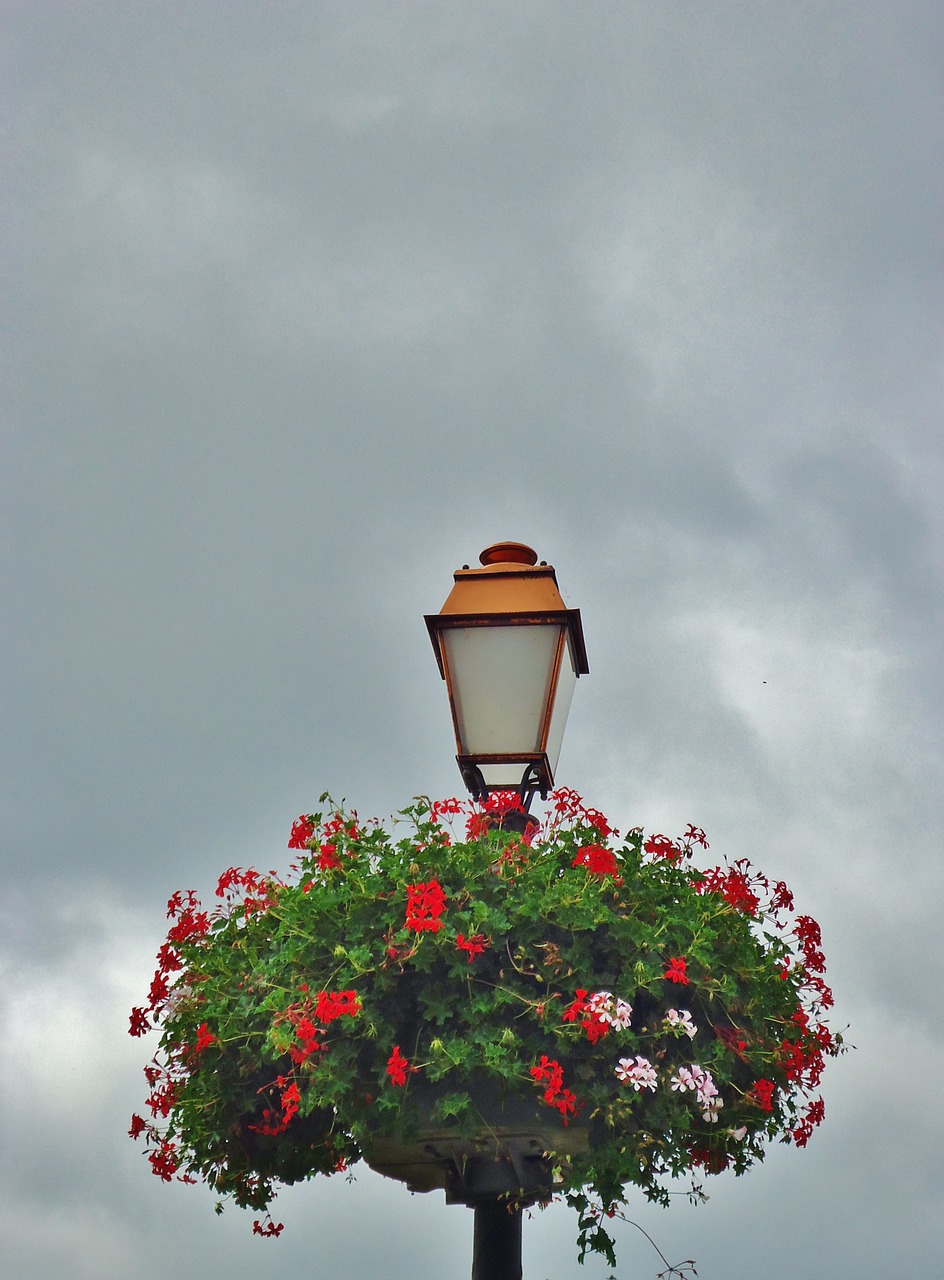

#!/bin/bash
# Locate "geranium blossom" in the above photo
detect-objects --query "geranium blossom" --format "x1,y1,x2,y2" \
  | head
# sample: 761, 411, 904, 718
386, 1045, 413, 1086
749, 1078, 777, 1112
571, 843, 621, 880
665, 1008, 697, 1038
455, 932, 489, 962
664, 956, 690, 985
615, 1056, 658, 1091
587, 990, 633, 1030
530, 1055, 579, 1122
562, 990, 609, 1042
288, 816, 315, 849
644, 834, 684, 863
405, 880, 447, 932
670, 1066, 698, 1093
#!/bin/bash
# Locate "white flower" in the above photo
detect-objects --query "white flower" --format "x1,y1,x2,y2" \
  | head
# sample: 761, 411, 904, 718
693, 1067, 718, 1106
670, 1066, 697, 1093
610, 998, 633, 1030
701, 1098, 724, 1123
589, 990, 633, 1030
665, 1008, 697, 1039
615, 1055, 658, 1091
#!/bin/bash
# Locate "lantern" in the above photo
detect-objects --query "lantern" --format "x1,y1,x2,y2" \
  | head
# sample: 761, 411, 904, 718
425, 542, 588, 805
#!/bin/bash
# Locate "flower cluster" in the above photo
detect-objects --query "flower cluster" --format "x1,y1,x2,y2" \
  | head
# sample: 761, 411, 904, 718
529, 1055, 578, 1120
130, 790, 843, 1268
405, 879, 447, 932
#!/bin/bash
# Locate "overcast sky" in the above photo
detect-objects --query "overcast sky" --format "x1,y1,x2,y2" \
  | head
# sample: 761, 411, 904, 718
3, 4, 942, 1278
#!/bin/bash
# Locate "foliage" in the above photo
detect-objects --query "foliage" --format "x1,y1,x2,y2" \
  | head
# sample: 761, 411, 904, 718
129, 790, 842, 1263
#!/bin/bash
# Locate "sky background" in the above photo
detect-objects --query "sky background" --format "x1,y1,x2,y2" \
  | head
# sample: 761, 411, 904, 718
3, 3, 942, 1278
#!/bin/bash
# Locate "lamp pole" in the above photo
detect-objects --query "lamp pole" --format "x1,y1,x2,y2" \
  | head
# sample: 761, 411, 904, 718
472, 1201, 523, 1280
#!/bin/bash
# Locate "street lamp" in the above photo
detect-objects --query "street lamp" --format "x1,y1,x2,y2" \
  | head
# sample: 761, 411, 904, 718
421, 540, 590, 1278
425, 542, 589, 809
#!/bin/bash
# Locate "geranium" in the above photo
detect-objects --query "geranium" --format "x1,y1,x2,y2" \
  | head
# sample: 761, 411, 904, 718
455, 932, 489, 962
749, 1079, 777, 1112
615, 1055, 658, 1091
386, 1045, 413, 1086
405, 880, 447, 932
288, 816, 315, 849
664, 956, 690, 985
665, 1009, 698, 1039
130, 792, 843, 1268
571, 843, 621, 880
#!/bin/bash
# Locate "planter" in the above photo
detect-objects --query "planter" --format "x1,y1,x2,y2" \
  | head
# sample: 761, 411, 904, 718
362, 1075, 589, 1205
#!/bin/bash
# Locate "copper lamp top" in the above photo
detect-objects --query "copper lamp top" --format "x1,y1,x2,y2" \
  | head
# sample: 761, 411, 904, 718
478, 542, 538, 567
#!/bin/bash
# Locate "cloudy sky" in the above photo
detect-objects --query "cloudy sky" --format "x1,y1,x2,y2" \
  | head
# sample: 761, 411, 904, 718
3, 3, 942, 1278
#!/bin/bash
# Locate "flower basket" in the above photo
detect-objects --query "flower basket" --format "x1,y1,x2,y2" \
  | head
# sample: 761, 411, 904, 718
129, 790, 842, 1263
361, 1070, 591, 1202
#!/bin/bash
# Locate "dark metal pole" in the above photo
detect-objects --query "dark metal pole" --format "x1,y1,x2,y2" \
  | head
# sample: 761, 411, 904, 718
471, 1201, 522, 1280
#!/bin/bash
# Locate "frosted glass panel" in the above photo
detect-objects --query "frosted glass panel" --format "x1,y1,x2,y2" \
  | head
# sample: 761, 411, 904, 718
478, 761, 538, 788
442, 625, 562, 754
544, 646, 577, 778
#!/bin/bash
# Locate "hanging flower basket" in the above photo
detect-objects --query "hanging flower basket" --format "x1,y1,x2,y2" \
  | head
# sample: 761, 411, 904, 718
129, 790, 842, 1263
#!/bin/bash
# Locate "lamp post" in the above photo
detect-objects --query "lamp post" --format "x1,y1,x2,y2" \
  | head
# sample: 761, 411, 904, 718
425, 541, 589, 812
424, 541, 589, 1280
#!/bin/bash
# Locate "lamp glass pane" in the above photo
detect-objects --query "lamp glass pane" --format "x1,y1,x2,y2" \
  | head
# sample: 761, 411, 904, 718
478, 761, 537, 788
442, 624, 563, 755
544, 641, 577, 778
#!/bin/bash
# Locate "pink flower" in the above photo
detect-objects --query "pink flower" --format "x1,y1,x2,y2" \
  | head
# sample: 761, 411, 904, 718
615, 1056, 658, 1091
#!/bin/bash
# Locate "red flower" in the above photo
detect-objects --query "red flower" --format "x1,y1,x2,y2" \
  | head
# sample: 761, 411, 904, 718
155, 943, 182, 974
279, 1080, 301, 1122
792, 1097, 825, 1147
689, 1146, 730, 1173
749, 1078, 776, 1112
794, 915, 826, 973
148, 973, 169, 1009
562, 990, 589, 1023
405, 880, 447, 932
288, 816, 316, 848
165, 888, 197, 919
529, 1056, 579, 1124
314, 989, 361, 1023
148, 1140, 179, 1182
193, 1022, 215, 1054
483, 791, 524, 819
386, 1045, 414, 1086
561, 990, 608, 1042
571, 844, 621, 880
664, 956, 690, 985
253, 1219, 285, 1238
431, 798, 463, 821
316, 842, 341, 870
167, 908, 210, 944
128, 1113, 147, 1140
644, 834, 683, 863
551, 1088, 578, 1120
455, 932, 489, 963
129, 1006, 151, 1037
146, 1080, 177, 1118
465, 811, 490, 840
583, 808, 615, 838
